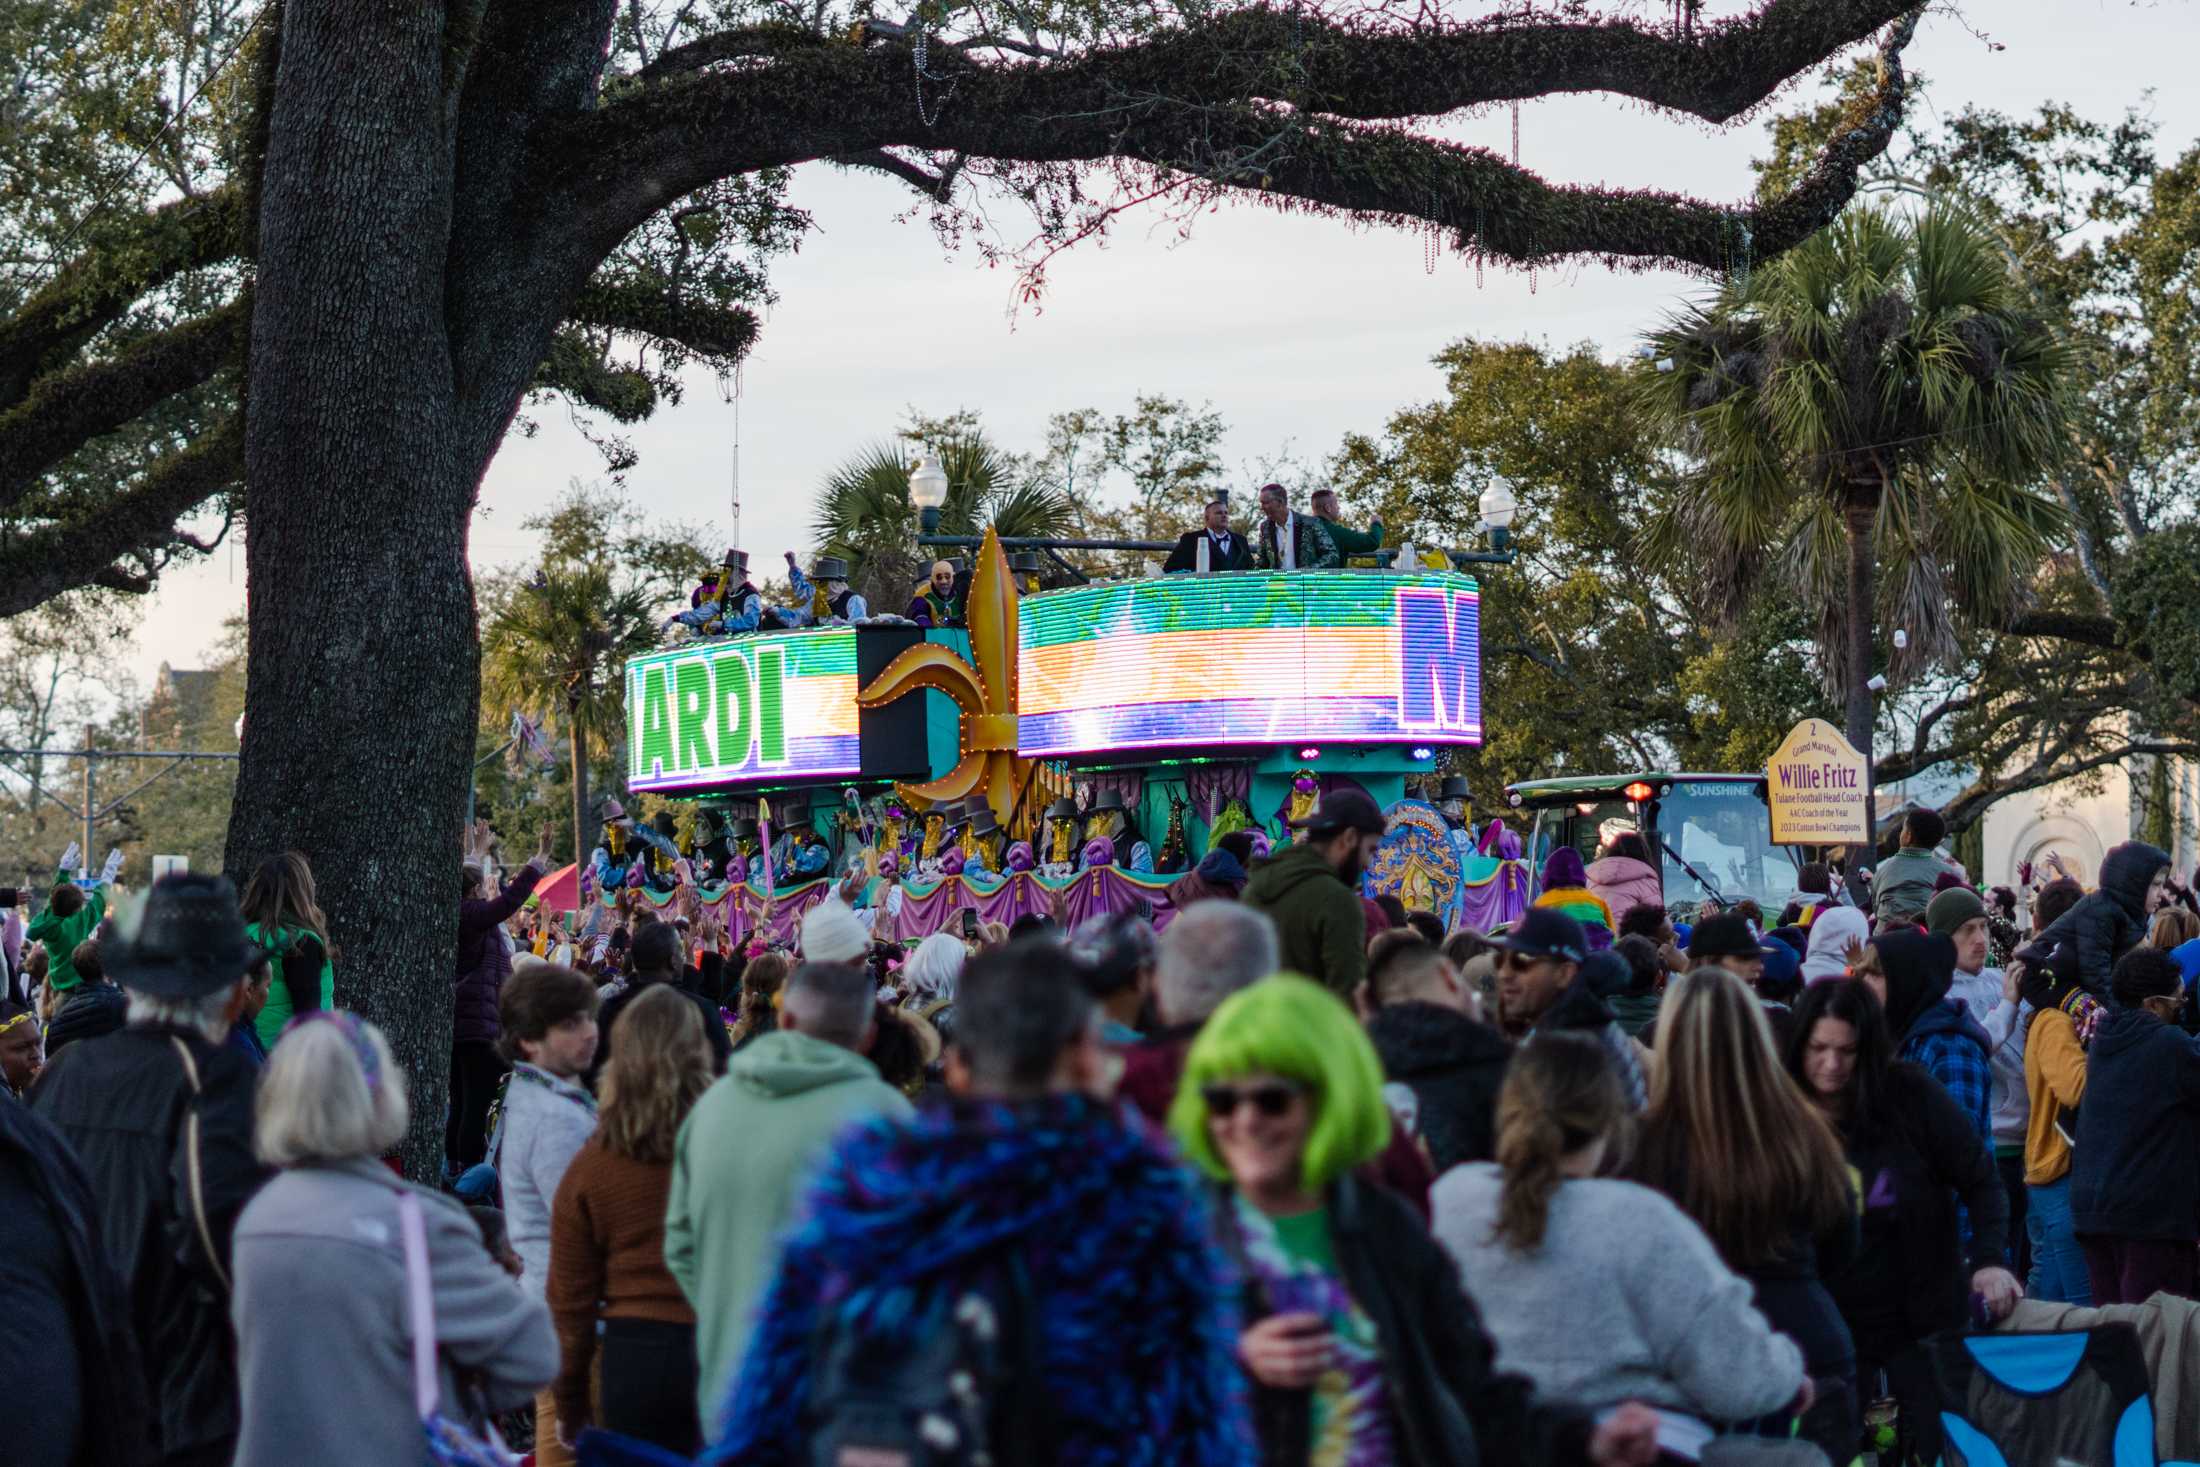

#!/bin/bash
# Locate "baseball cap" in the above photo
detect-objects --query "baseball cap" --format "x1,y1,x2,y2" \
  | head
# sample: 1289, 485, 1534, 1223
1686, 913, 1762, 962
1495, 908, 1587, 965
1287, 788, 1387, 837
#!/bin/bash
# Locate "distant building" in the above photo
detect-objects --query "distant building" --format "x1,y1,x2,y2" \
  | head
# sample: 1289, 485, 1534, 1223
1982, 754, 2199, 893
142, 664, 218, 743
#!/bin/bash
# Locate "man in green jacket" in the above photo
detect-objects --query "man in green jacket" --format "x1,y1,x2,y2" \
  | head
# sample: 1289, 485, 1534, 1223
26, 867, 105, 995
664, 959, 913, 1432
1240, 788, 1387, 997
1311, 487, 1384, 557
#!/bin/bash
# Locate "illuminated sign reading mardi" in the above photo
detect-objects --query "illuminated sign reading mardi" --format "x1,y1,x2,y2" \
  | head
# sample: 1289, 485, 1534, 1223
1016, 571, 1482, 756
625, 630, 860, 791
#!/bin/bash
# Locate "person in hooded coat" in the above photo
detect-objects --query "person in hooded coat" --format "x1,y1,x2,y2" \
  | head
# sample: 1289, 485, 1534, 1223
1867, 931, 1996, 1151
1800, 907, 1870, 987
1584, 833, 1663, 931
1363, 941, 1513, 1172
2027, 840, 2172, 999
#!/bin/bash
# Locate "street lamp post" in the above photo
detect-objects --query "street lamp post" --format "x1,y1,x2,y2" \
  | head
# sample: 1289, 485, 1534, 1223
907, 452, 949, 533
1478, 476, 1518, 558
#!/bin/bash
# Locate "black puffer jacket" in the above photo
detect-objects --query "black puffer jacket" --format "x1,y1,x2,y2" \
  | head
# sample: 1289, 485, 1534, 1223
28, 1025, 268, 1459
0, 1094, 152, 1467
44, 980, 127, 1058
2026, 840, 2168, 998
453, 861, 543, 1045
1367, 1002, 1512, 1172
1220, 1173, 1591, 1467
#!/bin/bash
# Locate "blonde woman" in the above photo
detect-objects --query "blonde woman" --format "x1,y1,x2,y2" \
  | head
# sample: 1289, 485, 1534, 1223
231, 1013, 555, 1467
1626, 968, 1858, 1458
1431, 1032, 1807, 1430
547, 987, 715, 1454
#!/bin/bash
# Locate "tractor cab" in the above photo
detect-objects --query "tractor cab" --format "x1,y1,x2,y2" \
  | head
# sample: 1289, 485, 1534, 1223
1503, 772, 1804, 922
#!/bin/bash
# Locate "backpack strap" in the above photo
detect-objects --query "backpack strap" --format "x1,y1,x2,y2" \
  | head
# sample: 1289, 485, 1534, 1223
169, 1035, 232, 1293
394, 1191, 442, 1422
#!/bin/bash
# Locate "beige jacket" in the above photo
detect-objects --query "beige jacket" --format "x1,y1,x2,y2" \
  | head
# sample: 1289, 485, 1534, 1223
2000, 1292, 2200, 1461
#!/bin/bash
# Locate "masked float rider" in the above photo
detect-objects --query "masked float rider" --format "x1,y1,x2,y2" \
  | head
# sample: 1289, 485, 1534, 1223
961, 808, 1003, 881
589, 801, 638, 895
1040, 798, 1082, 880
668, 548, 765, 636
1080, 790, 1153, 873
907, 560, 964, 628
773, 552, 868, 627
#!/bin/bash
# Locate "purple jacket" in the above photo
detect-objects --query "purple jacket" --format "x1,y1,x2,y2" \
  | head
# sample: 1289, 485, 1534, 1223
452, 862, 543, 1045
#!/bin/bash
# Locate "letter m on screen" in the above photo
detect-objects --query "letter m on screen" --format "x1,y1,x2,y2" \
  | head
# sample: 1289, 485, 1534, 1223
1397, 587, 1482, 736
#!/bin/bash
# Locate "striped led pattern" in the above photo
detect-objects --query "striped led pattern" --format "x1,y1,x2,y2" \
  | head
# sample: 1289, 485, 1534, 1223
626, 629, 862, 791
1017, 570, 1482, 756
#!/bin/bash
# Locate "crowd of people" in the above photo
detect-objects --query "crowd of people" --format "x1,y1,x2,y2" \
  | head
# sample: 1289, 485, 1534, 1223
3, 790, 2198, 1467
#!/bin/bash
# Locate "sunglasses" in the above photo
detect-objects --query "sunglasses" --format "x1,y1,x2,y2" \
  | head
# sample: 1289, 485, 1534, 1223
1201, 1080, 1306, 1119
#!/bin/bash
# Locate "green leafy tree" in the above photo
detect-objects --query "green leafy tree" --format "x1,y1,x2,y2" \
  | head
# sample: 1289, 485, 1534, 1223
481, 488, 688, 869
811, 427, 1074, 610
1639, 204, 2076, 799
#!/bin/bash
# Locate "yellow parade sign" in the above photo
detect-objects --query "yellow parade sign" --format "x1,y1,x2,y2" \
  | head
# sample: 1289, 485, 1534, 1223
1765, 718, 1870, 846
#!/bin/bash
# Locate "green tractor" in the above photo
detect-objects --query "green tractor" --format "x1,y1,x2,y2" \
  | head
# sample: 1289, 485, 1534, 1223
1504, 772, 1809, 922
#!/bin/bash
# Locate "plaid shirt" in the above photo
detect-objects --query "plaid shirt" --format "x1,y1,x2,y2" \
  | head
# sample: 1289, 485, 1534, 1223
1904, 1016, 1996, 1252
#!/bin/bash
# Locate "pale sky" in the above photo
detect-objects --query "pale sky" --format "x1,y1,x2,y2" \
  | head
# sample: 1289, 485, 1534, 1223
122, 0, 2200, 684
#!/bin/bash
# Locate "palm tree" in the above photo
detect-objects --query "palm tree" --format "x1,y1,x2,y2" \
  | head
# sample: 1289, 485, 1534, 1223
482, 558, 660, 870
811, 429, 1076, 611
1640, 204, 2075, 805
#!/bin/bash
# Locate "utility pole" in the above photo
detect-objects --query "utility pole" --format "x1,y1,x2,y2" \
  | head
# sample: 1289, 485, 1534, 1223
82, 722, 95, 878
0, 740, 243, 880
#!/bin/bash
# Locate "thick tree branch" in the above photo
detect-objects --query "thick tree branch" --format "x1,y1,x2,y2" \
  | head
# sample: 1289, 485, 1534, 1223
636, 22, 830, 80
533, 328, 658, 421
1998, 608, 2124, 651
0, 298, 248, 510
0, 414, 244, 618
557, 1, 1919, 276
566, 277, 761, 361
0, 187, 245, 411
1942, 740, 2200, 834
830, 147, 963, 200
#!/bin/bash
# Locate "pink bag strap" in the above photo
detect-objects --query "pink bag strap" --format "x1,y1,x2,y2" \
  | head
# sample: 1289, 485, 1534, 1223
394, 1191, 441, 1422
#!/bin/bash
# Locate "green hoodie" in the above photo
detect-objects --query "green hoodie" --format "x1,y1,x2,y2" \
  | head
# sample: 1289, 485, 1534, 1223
26, 869, 105, 992
665, 1028, 913, 1425
1241, 841, 1367, 996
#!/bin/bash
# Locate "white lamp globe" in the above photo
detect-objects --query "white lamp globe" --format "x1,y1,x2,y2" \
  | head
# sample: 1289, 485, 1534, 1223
1479, 476, 1518, 531
908, 452, 949, 512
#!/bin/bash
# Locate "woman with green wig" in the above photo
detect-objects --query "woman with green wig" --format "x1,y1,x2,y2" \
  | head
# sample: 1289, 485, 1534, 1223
1171, 974, 1660, 1467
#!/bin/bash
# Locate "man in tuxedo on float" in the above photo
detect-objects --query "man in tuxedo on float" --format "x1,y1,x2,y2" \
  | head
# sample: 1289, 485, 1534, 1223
1163, 490, 1255, 573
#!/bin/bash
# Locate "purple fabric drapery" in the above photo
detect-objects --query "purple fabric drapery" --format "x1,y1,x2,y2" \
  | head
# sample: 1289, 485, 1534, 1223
1185, 764, 1251, 820
1081, 771, 1144, 808
1456, 861, 1530, 933
883, 868, 1184, 940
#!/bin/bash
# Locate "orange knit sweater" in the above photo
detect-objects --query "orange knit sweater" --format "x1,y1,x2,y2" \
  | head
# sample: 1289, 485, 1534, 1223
547, 1138, 695, 1423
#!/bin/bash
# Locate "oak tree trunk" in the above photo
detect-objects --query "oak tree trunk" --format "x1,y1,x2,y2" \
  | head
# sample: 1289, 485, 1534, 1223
230, 1, 474, 1180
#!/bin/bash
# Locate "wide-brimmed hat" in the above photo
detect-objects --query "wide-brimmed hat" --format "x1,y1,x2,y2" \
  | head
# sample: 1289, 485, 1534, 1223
598, 798, 630, 825
105, 874, 264, 999
1287, 788, 1386, 837
1044, 797, 1080, 822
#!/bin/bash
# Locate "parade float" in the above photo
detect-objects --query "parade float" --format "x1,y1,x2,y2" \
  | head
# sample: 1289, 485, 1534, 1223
609, 527, 1523, 944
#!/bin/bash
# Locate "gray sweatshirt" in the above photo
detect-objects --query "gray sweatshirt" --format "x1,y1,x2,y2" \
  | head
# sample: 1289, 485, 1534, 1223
1431, 1164, 1804, 1421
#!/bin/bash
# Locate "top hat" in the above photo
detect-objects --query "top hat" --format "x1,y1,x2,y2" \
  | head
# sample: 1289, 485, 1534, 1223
1438, 776, 1471, 801
811, 555, 851, 582
1089, 789, 1127, 814
966, 807, 999, 838
723, 548, 749, 574
731, 819, 760, 843
1008, 550, 1043, 575
105, 874, 264, 1000
1045, 797, 1081, 823
1207, 488, 1231, 509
